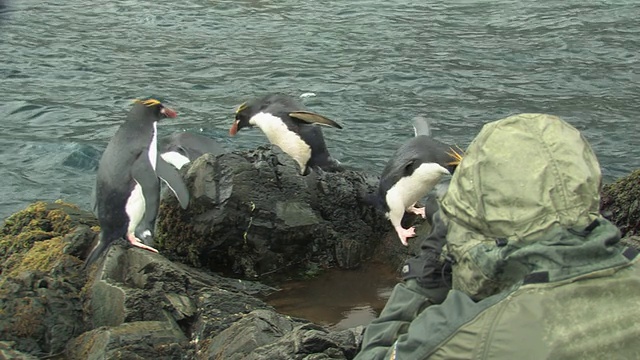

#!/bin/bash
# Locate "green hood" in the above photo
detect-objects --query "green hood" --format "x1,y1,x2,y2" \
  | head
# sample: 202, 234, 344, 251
441, 114, 613, 299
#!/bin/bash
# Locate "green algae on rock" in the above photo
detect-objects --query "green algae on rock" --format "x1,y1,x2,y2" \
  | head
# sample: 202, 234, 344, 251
0, 201, 98, 277
0, 201, 98, 357
601, 169, 640, 237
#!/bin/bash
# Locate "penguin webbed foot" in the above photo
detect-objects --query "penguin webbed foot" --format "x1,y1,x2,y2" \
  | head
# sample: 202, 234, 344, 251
134, 228, 155, 247
126, 233, 159, 253
406, 203, 426, 219
394, 225, 416, 246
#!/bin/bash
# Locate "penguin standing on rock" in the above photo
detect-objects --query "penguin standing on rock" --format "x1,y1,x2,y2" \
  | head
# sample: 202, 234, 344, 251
229, 94, 343, 175
85, 99, 189, 268
369, 116, 463, 246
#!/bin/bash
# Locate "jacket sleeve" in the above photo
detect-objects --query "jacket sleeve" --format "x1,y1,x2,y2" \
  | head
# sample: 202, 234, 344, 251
356, 209, 452, 360
355, 280, 450, 360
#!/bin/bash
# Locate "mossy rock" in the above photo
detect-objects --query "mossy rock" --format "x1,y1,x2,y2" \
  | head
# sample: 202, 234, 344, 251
0, 200, 98, 277
601, 169, 640, 237
0, 201, 98, 355
5, 236, 68, 278
156, 197, 211, 267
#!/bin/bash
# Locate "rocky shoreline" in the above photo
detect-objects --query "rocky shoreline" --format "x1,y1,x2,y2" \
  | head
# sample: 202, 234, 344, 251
1, 147, 638, 359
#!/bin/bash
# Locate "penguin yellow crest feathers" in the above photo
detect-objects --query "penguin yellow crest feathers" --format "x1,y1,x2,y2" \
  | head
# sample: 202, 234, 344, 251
133, 98, 162, 107
447, 145, 465, 166
235, 102, 248, 114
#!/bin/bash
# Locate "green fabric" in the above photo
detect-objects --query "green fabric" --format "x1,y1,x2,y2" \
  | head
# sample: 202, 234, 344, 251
425, 260, 640, 360
355, 280, 446, 360
356, 221, 640, 359
440, 113, 604, 299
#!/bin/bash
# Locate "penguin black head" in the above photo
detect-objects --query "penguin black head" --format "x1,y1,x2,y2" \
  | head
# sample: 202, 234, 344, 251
229, 98, 260, 135
229, 94, 299, 136
132, 98, 177, 121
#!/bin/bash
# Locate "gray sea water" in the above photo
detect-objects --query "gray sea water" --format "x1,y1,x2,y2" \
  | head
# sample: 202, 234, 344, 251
1, 0, 639, 221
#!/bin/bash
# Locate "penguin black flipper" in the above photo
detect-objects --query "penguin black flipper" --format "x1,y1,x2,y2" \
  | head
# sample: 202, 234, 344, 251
133, 157, 190, 244
288, 111, 343, 129
156, 157, 189, 209
129, 152, 162, 242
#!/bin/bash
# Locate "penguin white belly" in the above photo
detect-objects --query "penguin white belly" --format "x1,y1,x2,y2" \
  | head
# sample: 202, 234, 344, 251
251, 112, 311, 172
125, 182, 146, 235
385, 162, 450, 222
148, 123, 158, 171
161, 151, 190, 170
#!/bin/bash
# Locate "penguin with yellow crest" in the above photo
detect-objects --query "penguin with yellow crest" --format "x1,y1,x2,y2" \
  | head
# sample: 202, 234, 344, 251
85, 98, 189, 268
229, 93, 343, 175
369, 116, 463, 246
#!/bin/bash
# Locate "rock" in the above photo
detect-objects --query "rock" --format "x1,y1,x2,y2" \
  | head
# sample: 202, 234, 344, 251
66, 321, 188, 360
601, 169, 640, 237
621, 235, 640, 250
156, 146, 392, 279
202, 309, 363, 360
1, 201, 98, 272
0, 201, 96, 357
77, 241, 365, 358
244, 323, 363, 360
0, 201, 279, 359
0, 341, 38, 360
202, 309, 307, 359
81, 240, 277, 358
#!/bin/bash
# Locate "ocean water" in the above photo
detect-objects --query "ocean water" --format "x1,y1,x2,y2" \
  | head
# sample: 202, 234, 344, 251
1, 0, 638, 221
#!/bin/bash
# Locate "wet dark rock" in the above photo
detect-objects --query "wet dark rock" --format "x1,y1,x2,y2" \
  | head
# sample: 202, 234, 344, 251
76, 238, 365, 359
156, 145, 390, 279
66, 321, 188, 360
0, 341, 38, 360
601, 169, 640, 237
82, 243, 275, 354
203, 309, 306, 359
203, 309, 363, 360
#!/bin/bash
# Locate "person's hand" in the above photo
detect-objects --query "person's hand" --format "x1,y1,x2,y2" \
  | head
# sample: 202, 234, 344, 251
401, 209, 452, 302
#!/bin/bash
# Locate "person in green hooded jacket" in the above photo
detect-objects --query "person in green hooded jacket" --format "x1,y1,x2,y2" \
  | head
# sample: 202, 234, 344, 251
355, 113, 640, 360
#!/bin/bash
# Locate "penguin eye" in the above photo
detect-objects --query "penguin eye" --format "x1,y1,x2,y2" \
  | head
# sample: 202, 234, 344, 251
236, 112, 247, 122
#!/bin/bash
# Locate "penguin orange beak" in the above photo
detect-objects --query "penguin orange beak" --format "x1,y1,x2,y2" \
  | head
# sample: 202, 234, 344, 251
229, 120, 239, 136
161, 107, 178, 118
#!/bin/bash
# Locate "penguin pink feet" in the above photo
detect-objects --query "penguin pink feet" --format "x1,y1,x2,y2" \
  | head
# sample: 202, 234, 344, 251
394, 225, 416, 246
126, 233, 159, 253
407, 204, 426, 218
